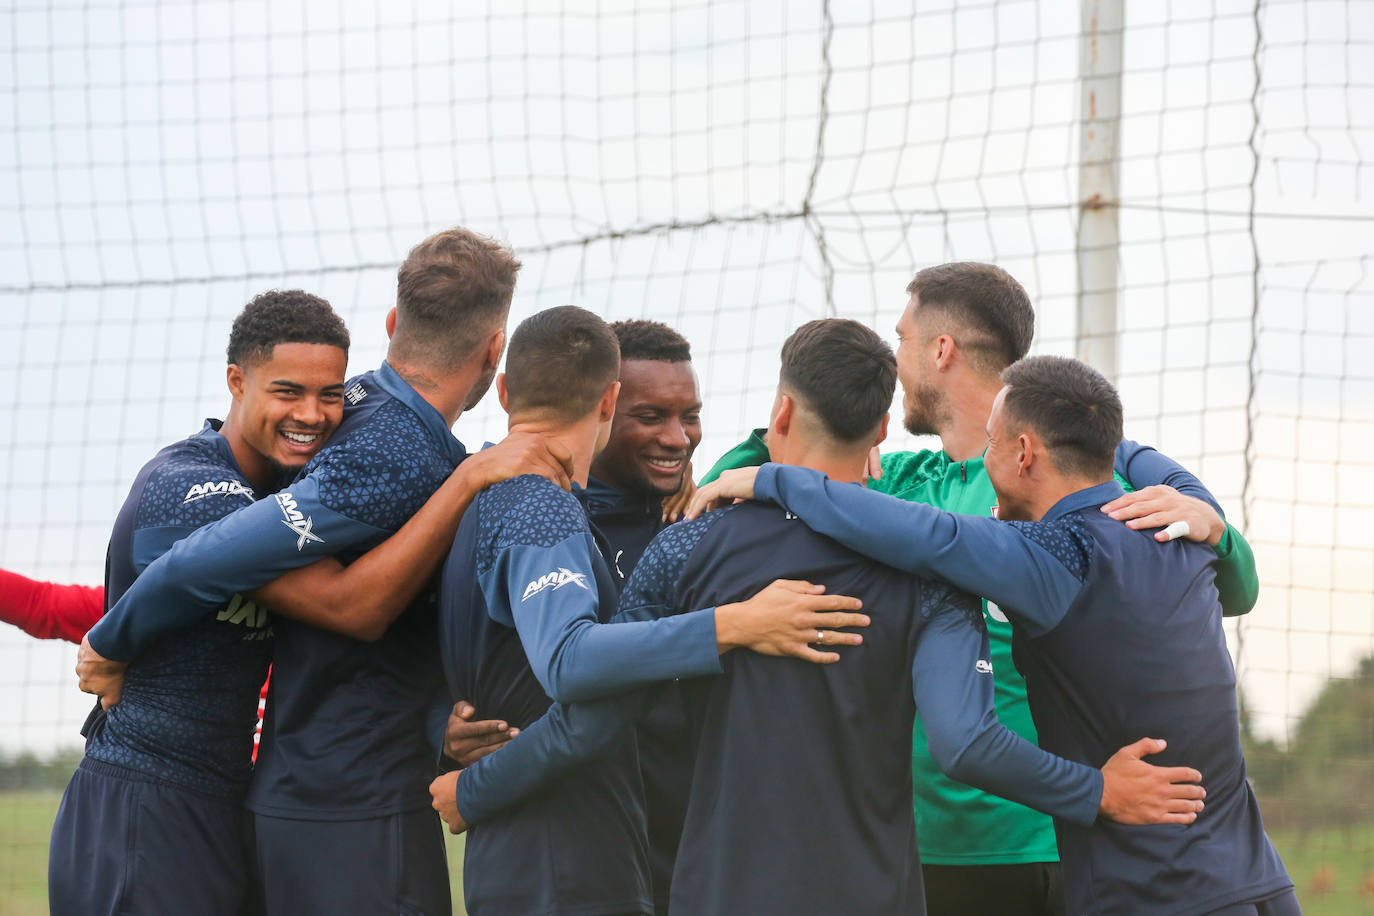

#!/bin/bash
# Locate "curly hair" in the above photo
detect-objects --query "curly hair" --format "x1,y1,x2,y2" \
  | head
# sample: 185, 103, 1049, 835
226, 289, 350, 367
610, 319, 692, 363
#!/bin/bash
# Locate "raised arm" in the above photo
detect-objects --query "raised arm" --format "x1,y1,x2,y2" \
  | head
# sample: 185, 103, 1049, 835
1110, 440, 1259, 616
916, 585, 1206, 827
748, 464, 1080, 636
249, 434, 574, 641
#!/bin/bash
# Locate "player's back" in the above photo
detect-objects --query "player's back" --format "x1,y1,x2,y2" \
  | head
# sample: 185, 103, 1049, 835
1015, 508, 1290, 915
439, 475, 652, 916
658, 501, 957, 915
86, 422, 271, 798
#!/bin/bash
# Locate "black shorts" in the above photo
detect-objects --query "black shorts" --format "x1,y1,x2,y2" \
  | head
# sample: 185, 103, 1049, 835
922, 861, 1065, 916
49, 757, 258, 916
253, 808, 450, 915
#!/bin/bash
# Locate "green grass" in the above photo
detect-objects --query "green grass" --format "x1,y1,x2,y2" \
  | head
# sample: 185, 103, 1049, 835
3, 789, 1370, 915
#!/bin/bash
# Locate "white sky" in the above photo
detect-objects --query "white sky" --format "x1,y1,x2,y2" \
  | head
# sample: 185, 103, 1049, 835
1, 0, 1371, 752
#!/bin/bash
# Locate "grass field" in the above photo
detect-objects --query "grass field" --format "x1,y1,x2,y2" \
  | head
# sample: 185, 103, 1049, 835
4, 789, 1371, 914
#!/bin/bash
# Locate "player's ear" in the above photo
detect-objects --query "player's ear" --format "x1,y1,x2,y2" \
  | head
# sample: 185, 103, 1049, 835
384, 307, 397, 339
496, 373, 511, 414
598, 380, 620, 422
226, 364, 247, 401
773, 394, 795, 436
933, 333, 957, 371
874, 412, 890, 447
483, 329, 506, 371
1016, 431, 1033, 476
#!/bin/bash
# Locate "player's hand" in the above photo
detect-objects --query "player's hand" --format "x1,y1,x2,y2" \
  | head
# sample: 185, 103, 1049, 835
685, 467, 760, 519
429, 770, 470, 835
444, 700, 518, 767
660, 462, 696, 523
1100, 486, 1225, 546
76, 635, 127, 709
459, 433, 576, 493
1098, 737, 1206, 825
716, 579, 868, 664
866, 445, 883, 481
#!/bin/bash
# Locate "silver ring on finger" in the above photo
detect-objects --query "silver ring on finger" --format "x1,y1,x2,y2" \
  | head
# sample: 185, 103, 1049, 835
816, 629, 825, 644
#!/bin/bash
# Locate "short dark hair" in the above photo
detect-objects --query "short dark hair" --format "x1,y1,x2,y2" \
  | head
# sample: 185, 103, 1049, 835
906, 262, 1034, 375
392, 227, 522, 369
226, 289, 350, 367
610, 320, 692, 363
999, 355, 1122, 478
505, 306, 621, 421
779, 319, 896, 443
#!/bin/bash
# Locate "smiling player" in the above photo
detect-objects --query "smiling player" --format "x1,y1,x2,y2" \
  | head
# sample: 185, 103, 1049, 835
50, 290, 350, 916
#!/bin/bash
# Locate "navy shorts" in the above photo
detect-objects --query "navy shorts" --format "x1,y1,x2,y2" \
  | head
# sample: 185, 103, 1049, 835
253, 808, 450, 915
49, 758, 259, 916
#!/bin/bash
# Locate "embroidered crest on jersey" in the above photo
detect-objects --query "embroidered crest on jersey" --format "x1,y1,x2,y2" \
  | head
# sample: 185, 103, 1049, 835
522, 567, 590, 601
183, 480, 254, 503
344, 381, 368, 405
274, 492, 324, 549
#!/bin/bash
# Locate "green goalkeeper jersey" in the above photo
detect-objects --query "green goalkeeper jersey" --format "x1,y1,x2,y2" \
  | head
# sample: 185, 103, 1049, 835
702, 431, 1258, 865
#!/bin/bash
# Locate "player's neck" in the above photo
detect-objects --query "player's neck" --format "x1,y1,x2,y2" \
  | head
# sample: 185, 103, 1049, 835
218, 411, 276, 493
1013, 471, 1113, 521
507, 415, 600, 487
387, 358, 485, 427
939, 373, 1002, 462
775, 441, 868, 485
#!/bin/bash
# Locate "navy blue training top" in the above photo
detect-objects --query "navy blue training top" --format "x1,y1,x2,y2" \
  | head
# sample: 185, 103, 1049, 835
580, 476, 687, 914
456, 497, 1105, 916
438, 474, 653, 916
88, 362, 463, 818
754, 466, 1293, 916
85, 420, 271, 799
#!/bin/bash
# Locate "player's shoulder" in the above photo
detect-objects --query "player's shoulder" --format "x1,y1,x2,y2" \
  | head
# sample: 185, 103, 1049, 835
619, 504, 742, 611
481, 475, 589, 551
133, 430, 255, 529
308, 397, 430, 474
1005, 513, 1094, 582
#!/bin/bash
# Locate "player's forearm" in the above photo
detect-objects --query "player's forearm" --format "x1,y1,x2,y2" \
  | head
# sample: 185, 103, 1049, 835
756, 463, 1077, 636
0, 570, 103, 643
1212, 523, 1260, 616
539, 612, 722, 703
1116, 439, 1222, 515
89, 480, 375, 660
935, 716, 1102, 827
248, 463, 485, 641
455, 692, 644, 825
914, 611, 1100, 827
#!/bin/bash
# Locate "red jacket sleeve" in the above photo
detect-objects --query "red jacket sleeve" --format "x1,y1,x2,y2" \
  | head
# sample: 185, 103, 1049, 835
0, 569, 105, 643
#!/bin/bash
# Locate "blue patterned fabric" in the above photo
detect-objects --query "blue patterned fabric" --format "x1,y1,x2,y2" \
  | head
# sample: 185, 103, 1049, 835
85, 421, 271, 799
1005, 516, 1093, 583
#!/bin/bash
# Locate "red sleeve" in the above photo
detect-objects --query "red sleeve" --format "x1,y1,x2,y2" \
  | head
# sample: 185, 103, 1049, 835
0, 569, 105, 644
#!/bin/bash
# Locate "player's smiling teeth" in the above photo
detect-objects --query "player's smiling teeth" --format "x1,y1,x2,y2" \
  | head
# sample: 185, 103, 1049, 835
647, 458, 681, 468
282, 431, 319, 445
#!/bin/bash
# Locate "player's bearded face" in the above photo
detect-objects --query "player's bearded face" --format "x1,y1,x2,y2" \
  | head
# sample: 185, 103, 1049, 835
237, 342, 347, 475
464, 363, 498, 412
896, 302, 944, 437
590, 360, 702, 498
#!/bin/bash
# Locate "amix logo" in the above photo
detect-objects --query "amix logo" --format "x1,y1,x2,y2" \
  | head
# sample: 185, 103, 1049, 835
522, 568, 590, 601
274, 492, 324, 550
216, 593, 272, 641
975, 659, 994, 675
184, 480, 254, 504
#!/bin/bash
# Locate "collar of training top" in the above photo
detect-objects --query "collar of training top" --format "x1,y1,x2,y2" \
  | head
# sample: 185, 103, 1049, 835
374, 360, 467, 466
1043, 479, 1127, 521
